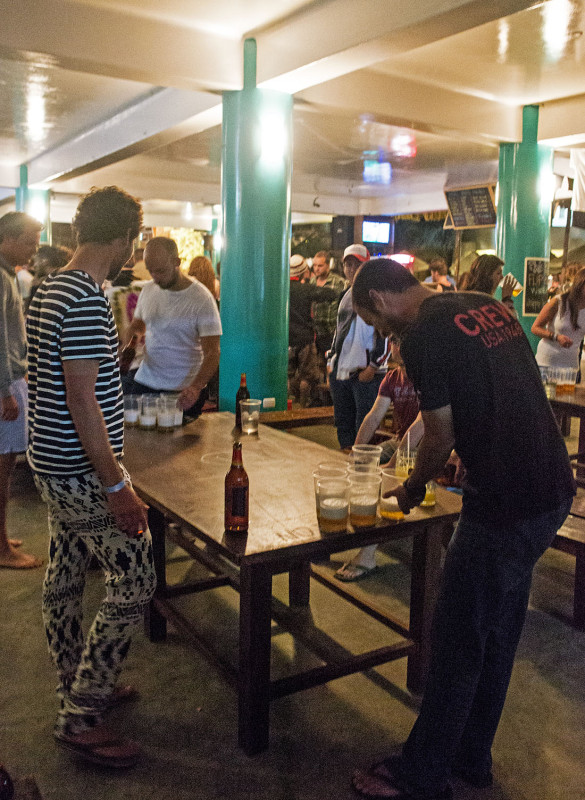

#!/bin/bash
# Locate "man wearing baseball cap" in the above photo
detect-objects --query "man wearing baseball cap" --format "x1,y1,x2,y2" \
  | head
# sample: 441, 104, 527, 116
327, 244, 388, 449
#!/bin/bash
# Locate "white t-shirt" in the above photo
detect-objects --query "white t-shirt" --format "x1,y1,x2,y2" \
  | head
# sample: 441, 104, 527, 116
134, 279, 222, 390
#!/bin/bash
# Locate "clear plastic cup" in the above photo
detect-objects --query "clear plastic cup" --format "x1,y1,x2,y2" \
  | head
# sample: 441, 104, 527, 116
380, 468, 405, 520
123, 395, 140, 426
313, 464, 348, 519
156, 396, 176, 432
351, 444, 382, 469
317, 478, 350, 533
420, 480, 437, 508
139, 395, 158, 429
349, 473, 381, 528
240, 399, 261, 435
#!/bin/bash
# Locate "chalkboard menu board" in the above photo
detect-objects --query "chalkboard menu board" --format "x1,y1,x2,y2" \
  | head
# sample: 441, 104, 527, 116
523, 257, 549, 316
444, 185, 497, 229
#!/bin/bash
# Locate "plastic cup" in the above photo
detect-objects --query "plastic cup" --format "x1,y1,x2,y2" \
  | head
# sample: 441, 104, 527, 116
123, 395, 140, 426
313, 464, 348, 519
240, 399, 261, 435
351, 444, 382, 469
349, 473, 381, 528
139, 395, 158, 429
317, 478, 350, 533
380, 468, 405, 520
395, 447, 417, 478
420, 480, 437, 508
156, 396, 175, 432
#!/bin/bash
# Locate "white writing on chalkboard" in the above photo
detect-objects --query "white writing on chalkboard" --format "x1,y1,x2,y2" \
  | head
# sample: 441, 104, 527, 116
444, 186, 497, 230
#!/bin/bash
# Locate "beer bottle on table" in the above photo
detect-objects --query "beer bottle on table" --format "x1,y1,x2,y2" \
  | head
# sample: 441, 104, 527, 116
235, 373, 250, 429
225, 441, 249, 533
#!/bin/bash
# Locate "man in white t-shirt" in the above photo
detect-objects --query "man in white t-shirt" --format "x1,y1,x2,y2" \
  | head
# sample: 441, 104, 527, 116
123, 237, 221, 418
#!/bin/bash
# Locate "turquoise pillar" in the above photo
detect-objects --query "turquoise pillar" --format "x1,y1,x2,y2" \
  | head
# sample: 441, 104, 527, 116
219, 38, 292, 411
16, 164, 50, 242
496, 105, 553, 351
15, 165, 28, 212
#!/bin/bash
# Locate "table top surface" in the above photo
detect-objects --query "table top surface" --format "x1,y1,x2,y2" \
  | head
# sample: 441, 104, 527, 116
549, 386, 585, 412
123, 412, 462, 565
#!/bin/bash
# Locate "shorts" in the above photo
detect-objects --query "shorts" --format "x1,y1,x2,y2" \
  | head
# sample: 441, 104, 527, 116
0, 378, 27, 454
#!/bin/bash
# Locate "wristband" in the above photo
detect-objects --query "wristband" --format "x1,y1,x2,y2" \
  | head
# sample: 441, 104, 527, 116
402, 478, 427, 507
105, 479, 126, 494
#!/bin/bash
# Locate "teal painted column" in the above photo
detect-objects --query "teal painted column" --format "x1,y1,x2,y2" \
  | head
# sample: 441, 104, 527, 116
16, 164, 50, 242
15, 165, 28, 212
496, 105, 553, 351
219, 38, 292, 411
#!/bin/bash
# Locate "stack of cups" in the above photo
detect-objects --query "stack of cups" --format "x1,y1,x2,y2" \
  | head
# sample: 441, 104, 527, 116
348, 444, 382, 528
313, 462, 349, 532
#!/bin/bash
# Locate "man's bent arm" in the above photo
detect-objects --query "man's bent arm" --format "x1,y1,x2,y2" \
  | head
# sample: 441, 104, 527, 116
64, 359, 147, 536
178, 335, 220, 410
390, 405, 455, 513
121, 316, 145, 349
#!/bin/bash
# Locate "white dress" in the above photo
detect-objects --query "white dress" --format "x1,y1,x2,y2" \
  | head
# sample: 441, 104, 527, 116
535, 301, 585, 369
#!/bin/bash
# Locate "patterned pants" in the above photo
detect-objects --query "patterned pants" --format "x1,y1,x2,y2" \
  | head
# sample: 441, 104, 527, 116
34, 467, 157, 736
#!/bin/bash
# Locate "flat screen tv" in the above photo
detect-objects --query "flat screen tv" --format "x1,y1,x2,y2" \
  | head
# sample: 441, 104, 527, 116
362, 220, 390, 244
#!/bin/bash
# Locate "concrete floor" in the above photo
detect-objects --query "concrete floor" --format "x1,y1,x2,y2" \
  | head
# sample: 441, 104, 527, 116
1, 423, 584, 800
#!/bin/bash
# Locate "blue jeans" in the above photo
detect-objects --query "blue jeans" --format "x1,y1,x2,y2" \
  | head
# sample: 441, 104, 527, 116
400, 499, 572, 795
329, 372, 384, 449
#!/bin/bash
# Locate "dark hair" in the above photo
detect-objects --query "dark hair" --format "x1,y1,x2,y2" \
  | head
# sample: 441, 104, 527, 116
428, 257, 448, 276
145, 236, 179, 259
0, 212, 42, 244
464, 255, 504, 294
73, 186, 142, 245
561, 266, 585, 329
352, 257, 420, 312
34, 244, 71, 271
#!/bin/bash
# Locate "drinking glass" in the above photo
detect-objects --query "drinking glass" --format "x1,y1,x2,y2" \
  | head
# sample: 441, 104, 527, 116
349, 473, 381, 528
240, 399, 261, 435
123, 395, 140, 426
313, 464, 348, 519
351, 444, 382, 470
395, 447, 417, 478
156, 396, 176, 432
420, 480, 437, 508
317, 478, 350, 533
139, 395, 158, 429
380, 468, 405, 520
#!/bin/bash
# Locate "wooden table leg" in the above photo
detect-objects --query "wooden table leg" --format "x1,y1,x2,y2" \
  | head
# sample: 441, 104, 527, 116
289, 561, 311, 607
577, 416, 585, 484
145, 506, 167, 642
238, 562, 273, 755
406, 524, 444, 694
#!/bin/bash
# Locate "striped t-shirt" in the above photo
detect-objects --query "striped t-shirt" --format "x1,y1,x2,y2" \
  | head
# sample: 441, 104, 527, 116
26, 270, 124, 476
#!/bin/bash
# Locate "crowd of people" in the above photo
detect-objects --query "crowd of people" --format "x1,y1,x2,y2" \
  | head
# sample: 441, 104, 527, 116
1, 188, 583, 787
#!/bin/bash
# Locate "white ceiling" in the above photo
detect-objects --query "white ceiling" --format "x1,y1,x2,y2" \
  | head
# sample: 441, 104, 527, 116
0, 0, 584, 220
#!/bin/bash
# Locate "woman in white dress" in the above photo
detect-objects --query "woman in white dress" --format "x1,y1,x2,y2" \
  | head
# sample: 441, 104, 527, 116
533, 266, 585, 371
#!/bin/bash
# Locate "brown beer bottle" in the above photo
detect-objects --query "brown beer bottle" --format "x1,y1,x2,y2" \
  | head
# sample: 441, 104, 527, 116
119, 334, 138, 375
225, 441, 249, 533
235, 372, 250, 429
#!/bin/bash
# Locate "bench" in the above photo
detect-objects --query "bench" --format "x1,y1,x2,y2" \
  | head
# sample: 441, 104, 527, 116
260, 405, 335, 429
551, 514, 585, 630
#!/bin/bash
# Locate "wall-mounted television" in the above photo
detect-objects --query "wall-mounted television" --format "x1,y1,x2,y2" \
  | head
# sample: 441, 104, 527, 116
362, 219, 390, 244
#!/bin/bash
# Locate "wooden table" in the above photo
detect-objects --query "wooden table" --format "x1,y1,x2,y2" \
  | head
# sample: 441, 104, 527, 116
123, 413, 461, 755
549, 387, 585, 483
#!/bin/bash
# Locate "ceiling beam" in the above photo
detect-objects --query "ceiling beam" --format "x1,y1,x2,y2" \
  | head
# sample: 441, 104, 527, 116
28, 88, 221, 184
0, 0, 241, 91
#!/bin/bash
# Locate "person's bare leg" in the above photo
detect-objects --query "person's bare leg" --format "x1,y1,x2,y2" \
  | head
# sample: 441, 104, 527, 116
0, 452, 41, 569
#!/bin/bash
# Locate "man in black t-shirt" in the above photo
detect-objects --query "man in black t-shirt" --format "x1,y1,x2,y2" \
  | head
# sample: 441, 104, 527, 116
349, 258, 575, 800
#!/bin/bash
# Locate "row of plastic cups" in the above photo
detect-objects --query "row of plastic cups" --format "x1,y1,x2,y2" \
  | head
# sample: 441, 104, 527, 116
539, 366, 578, 395
123, 393, 183, 431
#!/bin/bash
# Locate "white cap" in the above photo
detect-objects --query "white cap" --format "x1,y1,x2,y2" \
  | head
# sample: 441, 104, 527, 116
290, 254, 307, 276
343, 244, 370, 262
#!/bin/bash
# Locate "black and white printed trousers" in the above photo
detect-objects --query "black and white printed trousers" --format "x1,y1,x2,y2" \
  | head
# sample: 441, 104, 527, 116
34, 467, 157, 736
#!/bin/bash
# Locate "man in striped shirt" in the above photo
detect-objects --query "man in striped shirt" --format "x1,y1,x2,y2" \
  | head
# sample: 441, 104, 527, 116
27, 186, 156, 769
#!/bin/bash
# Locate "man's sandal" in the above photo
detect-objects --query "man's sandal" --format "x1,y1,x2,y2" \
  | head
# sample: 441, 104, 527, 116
335, 563, 379, 582
54, 727, 141, 769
